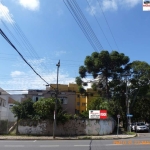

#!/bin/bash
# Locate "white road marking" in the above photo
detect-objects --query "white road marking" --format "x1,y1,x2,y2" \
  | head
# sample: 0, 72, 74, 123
106, 144, 123, 146
74, 145, 90, 147
40, 145, 59, 147
33, 140, 36, 142
4, 145, 24, 147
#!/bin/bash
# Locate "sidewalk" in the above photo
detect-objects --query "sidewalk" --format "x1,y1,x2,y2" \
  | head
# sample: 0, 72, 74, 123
0, 134, 137, 140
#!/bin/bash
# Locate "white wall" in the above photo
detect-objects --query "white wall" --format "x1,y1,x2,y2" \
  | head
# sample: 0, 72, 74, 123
0, 95, 9, 121
18, 118, 116, 135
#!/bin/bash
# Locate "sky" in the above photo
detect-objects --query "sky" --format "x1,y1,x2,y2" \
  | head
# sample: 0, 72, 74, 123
0, 0, 149, 94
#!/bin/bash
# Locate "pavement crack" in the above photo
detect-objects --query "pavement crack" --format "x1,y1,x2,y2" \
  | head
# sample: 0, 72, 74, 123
89, 139, 92, 150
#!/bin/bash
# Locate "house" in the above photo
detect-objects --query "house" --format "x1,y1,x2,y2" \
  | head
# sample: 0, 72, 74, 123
0, 88, 25, 122
20, 83, 100, 115
0, 88, 9, 121
22, 86, 76, 115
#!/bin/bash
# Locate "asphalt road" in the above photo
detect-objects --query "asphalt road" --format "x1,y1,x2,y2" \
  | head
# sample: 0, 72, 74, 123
0, 138, 150, 150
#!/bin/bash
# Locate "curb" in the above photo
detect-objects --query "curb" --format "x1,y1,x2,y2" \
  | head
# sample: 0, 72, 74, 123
0, 134, 137, 140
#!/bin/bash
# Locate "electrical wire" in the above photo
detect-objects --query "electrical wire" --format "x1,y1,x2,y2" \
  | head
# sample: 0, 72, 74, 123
64, 0, 98, 52
0, 2, 54, 75
0, 28, 50, 85
97, 0, 120, 51
63, 0, 103, 52
85, 0, 113, 50
72, 0, 103, 51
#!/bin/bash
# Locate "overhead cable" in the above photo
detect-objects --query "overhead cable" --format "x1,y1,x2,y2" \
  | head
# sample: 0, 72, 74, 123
63, 0, 103, 52
97, 0, 120, 51
86, 0, 113, 50
0, 28, 50, 85
0, 2, 53, 74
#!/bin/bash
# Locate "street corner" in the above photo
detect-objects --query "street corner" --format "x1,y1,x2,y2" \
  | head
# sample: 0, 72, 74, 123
112, 134, 137, 139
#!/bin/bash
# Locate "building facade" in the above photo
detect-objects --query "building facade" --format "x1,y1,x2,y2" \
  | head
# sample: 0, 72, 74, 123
21, 83, 99, 115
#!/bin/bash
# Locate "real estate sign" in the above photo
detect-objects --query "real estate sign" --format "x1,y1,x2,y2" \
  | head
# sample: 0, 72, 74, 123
89, 110, 107, 119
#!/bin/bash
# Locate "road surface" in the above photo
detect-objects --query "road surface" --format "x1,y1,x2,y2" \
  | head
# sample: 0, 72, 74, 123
0, 138, 150, 150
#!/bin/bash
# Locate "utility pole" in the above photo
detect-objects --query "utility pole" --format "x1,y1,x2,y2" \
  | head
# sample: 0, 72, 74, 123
124, 74, 131, 132
126, 77, 130, 132
121, 73, 131, 132
53, 60, 60, 139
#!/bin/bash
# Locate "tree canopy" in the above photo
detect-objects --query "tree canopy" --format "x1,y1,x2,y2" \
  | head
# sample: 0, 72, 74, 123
11, 98, 72, 124
76, 50, 150, 125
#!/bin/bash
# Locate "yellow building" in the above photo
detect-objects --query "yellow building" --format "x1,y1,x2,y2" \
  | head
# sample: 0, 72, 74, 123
49, 83, 99, 114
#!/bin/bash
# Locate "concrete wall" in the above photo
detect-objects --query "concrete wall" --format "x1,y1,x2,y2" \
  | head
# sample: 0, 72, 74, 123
18, 118, 115, 136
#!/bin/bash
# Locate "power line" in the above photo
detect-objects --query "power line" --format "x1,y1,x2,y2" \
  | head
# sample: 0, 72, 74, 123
72, 0, 103, 50
97, 0, 120, 51
63, 0, 103, 52
85, 0, 113, 50
0, 28, 50, 85
64, 0, 98, 52
0, 2, 53, 75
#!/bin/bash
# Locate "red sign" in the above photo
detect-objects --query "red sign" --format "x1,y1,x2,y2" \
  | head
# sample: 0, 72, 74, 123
89, 110, 107, 119
100, 110, 107, 119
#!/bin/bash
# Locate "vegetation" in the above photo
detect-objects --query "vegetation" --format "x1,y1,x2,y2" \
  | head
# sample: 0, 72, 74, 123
11, 98, 72, 124
76, 50, 150, 127
11, 50, 150, 128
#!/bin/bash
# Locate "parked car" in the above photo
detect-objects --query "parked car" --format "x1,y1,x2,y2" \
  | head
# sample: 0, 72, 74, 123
132, 122, 149, 132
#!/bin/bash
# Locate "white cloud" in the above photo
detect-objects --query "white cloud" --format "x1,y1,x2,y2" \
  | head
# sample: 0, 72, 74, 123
86, 0, 141, 15
102, 0, 118, 11
0, 70, 75, 94
17, 0, 40, 11
0, 3, 14, 23
54, 50, 67, 56
86, 5, 97, 16
122, 0, 141, 8
11, 71, 25, 77
0, 58, 75, 94
28, 58, 46, 66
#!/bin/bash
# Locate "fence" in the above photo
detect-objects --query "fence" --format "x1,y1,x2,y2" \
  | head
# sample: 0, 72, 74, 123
18, 118, 116, 136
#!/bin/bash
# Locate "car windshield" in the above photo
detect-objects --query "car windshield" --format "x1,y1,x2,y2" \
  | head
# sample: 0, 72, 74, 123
137, 123, 145, 126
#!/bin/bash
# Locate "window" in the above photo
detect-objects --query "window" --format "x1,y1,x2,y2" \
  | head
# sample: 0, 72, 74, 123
3, 100, 6, 107
77, 94, 80, 98
36, 97, 38, 102
32, 96, 43, 102
9, 104, 14, 109
0, 98, 7, 107
59, 97, 68, 104
75, 109, 79, 114
77, 102, 80, 106
82, 96, 86, 98
82, 103, 86, 106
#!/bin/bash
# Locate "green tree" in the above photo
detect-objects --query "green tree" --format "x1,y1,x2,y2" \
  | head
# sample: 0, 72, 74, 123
79, 97, 119, 119
33, 98, 60, 120
11, 98, 34, 119
33, 98, 72, 123
12, 98, 72, 124
76, 50, 130, 99
128, 61, 150, 121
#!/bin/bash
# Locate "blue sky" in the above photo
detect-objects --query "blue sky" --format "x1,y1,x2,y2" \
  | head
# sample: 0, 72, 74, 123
0, 0, 149, 93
